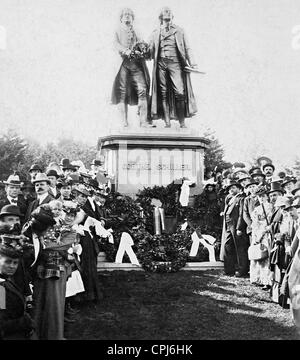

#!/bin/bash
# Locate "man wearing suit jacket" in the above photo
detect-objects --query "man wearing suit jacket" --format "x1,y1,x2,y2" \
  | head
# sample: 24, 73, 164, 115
222, 180, 249, 276
46, 169, 60, 199
148, 7, 198, 128
243, 180, 260, 239
0, 174, 28, 218
25, 173, 53, 222
111, 8, 151, 128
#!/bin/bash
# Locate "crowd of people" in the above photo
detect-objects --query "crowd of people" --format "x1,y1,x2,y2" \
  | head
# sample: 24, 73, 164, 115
0, 158, 112, 340
1, 155, 300, 340
202, 158, 300, 322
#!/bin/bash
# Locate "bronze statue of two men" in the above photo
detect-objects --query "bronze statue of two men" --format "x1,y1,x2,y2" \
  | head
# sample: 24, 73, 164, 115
111, 7, 198, 129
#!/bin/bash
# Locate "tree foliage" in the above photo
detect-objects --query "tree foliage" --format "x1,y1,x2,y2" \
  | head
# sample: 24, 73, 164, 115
203, 129, 227, 177
0, 129, 97, 181
0, 130, 28, 180
292, 157, 300, 178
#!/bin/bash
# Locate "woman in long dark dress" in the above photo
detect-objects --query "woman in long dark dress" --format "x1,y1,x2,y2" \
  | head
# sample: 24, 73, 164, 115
73, 185, 103, 304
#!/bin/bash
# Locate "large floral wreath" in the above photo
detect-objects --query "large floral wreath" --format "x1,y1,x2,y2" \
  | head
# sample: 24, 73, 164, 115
134, 225, 193, 273
97, 182, 221, 272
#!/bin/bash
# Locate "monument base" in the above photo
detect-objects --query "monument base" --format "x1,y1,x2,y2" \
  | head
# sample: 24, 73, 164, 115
97, 261, 224, 272
98, 127, 209, 198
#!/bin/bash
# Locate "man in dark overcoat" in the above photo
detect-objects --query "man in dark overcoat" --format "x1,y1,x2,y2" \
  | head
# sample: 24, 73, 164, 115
148, 7, 198, 128
221, 181, 249, 276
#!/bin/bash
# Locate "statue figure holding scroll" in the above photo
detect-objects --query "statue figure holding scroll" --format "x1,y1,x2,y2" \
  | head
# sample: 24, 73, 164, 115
148, 7, 198, 128
111, 8, 152, 128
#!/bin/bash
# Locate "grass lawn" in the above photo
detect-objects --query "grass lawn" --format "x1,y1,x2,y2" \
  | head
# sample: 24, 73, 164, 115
65, 270, 299, 340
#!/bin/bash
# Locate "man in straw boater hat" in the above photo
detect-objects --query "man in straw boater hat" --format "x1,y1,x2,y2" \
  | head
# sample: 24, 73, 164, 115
220, 180, 249, 277
0, 174, 28, 217
25, 173, 54, 222
111, 7, 153, 128
148, 6, 198, 128
0, 236, 36, 340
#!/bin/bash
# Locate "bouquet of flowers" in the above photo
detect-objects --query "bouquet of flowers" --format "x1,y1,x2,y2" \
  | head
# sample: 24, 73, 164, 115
128, 41, 150, 60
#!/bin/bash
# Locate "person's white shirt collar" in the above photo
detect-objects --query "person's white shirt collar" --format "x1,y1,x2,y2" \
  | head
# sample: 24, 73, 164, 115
7, 195, 18, 204
38, 192, 48, 204
88, 197, 95, 212
50, 186, 57, 197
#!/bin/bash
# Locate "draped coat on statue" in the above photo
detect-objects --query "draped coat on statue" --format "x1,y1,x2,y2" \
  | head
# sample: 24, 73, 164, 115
148, 24, 198, 121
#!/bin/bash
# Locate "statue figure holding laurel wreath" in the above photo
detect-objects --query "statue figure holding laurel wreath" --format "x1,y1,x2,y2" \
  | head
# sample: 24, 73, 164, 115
111, 8, 154, 128
148, 7, 203, 128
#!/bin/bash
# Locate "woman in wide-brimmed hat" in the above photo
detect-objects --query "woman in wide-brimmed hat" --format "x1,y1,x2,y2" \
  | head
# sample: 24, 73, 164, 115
26, 203, 76, 340
0, 238, 36, 339
249, 186, 274, 290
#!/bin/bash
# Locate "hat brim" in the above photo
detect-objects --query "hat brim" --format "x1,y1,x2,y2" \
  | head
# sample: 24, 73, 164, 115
32, 179, 51, 185
95, 192, 108, 197
237, 177, 251, 182
0, 211, 23, 218
251, 174, 266, 179
262, 164, 275, 171
282, 180, 297, 187
268, 189, 284, 195
227, 183, 243, 190
3, 182, 22, 186
0, 245, 22, 258
245, 182, 259, 188
292, 187, 300, 195
75, 188, 90, 197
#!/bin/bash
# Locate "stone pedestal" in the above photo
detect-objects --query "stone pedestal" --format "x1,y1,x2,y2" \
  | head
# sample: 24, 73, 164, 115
97, 127, 209, 198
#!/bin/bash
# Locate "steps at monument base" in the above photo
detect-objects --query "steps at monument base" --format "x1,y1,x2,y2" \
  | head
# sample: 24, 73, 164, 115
97, 261, 224, 272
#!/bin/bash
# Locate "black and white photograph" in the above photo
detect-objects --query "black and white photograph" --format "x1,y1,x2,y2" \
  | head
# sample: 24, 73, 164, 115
1, 0, 300, 346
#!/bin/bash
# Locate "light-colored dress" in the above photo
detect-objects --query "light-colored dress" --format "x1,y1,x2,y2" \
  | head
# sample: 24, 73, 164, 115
250, 202, 273, 286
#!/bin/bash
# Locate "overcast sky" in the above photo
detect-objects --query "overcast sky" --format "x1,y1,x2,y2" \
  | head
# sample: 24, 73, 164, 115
0, 0, 300, 169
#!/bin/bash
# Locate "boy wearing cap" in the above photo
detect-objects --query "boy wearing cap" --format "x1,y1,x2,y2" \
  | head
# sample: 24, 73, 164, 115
0, 240, 35, 339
